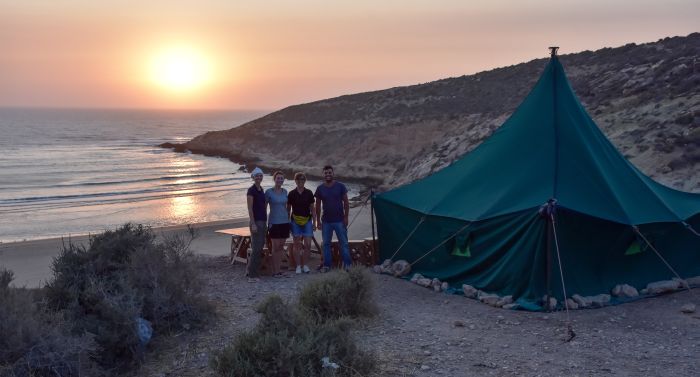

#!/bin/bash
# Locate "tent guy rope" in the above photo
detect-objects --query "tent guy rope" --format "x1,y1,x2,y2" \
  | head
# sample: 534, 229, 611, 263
388, 216, 426, 261
410, 222, 472, 267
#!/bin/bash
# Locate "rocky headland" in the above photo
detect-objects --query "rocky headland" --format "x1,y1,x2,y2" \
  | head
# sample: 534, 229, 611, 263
164, 33, 699, 192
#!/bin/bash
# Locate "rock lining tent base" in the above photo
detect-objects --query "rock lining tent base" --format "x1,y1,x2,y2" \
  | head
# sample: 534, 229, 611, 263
373, 49, 700, 311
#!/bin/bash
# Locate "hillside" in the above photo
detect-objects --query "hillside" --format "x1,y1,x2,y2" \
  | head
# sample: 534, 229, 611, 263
173, 33, 699, 192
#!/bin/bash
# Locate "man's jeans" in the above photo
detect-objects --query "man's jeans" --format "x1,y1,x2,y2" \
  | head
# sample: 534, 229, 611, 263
322, 222, 352, 268
247, 221, 267, 278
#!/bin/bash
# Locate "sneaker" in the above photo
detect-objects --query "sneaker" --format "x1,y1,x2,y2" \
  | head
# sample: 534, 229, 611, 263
303, 265, 311, 274
295, 266, 302, 274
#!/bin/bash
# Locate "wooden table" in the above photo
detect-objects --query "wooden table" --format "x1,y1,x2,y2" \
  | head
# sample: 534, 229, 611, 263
215, 227, 253, 265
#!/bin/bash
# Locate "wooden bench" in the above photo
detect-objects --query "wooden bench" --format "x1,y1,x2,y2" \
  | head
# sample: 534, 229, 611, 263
216, 226, 378, 271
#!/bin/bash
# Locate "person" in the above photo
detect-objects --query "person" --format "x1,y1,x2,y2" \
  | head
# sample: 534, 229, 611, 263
246, 167, 266, 283
314, 165, 352, 271
287, 172, 314, 274
266, 171, 290, 277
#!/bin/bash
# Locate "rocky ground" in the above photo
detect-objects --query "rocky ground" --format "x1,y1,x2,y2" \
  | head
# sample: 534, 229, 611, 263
136, 255, 700, 377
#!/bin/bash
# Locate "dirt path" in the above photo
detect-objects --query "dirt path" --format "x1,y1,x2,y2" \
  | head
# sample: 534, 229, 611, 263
137, 256, 700, 377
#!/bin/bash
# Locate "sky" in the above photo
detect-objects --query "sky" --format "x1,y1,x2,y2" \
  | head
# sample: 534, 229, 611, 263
1, 0, 698, 110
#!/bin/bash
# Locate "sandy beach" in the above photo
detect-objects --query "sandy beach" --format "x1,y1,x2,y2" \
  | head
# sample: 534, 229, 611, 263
0, 206, 375, 288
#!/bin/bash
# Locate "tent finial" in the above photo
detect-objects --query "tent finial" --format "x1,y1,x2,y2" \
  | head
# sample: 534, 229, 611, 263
549, 46, 559, 57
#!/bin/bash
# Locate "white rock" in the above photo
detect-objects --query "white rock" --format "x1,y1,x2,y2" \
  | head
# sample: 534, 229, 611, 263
391, 260, 411, 277
565, 298, 579, 310
611, 284, 639, 298
372, 265, 382, 274
547, 297, 558, 310
502, 303, 519, 310
572, 294, 591, 308
681, 304, 696, 314
646, 280, 681, 295
673, 277, 689, 289
462, 284, 478, 299
479, 294, 500, 307
431, 278, 442, 292
496, 295, 513, 307
589, 294, 611, 308
410, 273, 423, 283
686, 276, 700, 286
416, 278, 432, 288
441, 282, 449, 292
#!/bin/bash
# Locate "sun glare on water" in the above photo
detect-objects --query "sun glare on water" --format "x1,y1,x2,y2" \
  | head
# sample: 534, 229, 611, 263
148, 46, 213, 93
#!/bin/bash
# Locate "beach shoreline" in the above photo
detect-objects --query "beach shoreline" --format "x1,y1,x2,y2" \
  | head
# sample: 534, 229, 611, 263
0, 206, 375, 288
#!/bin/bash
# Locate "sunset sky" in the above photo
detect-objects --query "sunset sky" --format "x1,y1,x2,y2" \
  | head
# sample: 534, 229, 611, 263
1, 0, 697, 110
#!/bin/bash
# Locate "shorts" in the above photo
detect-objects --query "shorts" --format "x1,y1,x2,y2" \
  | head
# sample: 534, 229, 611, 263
268, 223, 290, 239
291, 220, 314, 237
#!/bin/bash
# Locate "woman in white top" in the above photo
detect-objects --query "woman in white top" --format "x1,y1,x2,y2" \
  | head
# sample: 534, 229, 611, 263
265, 171, 290, 276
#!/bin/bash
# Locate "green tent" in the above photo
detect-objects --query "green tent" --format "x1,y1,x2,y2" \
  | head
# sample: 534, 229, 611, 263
374, 53, 700, 310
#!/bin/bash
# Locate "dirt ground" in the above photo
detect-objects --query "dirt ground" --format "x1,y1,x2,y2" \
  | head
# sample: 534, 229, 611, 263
136, 255, 700, 377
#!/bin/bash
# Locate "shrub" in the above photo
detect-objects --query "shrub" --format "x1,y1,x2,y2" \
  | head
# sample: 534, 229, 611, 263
0, 268, 98, 377
298, 267, 378, 322
43, 223, 213, 370
210, 295, 376, 377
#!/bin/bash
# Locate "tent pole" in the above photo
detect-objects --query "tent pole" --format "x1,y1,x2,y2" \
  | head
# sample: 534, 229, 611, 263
545, 214, 553, 311
370, 188, 378, 265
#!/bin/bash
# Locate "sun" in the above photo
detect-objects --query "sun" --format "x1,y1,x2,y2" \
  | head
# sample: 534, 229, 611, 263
148, 46, 213, 92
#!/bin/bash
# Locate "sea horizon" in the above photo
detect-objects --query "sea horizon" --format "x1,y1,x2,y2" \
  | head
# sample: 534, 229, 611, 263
0, 108, 360, 243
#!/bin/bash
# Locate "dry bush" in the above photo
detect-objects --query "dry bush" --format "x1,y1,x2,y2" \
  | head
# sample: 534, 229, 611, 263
298, 267, 378, 322
43, 223, 213, 370
210, 295, 376, 377
0, 268, 98, 377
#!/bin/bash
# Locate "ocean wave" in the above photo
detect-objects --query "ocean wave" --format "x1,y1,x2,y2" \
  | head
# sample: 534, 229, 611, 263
0, 173, 245, 191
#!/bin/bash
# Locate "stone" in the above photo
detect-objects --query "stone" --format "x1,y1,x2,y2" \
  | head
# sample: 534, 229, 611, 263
479, 294, 500, 307
380, 259, 392, 273
681, 304, 696, 314
673, 277, 689, 289
420, 365, 430, 371
611, 284, 639, 298
547, 297, 558, 310
646, 280, 681, 295
441, 282, 450, 292
502, 303, 519, 310
411, 273, 424, 283
391, 260, 411, 277
453, 320, 465, 327
496, 295, 513, 307
589, 294, 611, 308
416, 278, 432, 288
686, 276, 700, 286
572, 294, 591, 308
565, 298, 579, 310
431, 278, 442, 292
462, 284, 479, 299
372, 265, 382, 274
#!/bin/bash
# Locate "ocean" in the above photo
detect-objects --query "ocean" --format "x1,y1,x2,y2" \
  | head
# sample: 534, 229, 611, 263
0, 108, 356, 243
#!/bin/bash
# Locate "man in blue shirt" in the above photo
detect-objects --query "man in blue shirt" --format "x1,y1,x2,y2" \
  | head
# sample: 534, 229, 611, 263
314, 165, 352, 270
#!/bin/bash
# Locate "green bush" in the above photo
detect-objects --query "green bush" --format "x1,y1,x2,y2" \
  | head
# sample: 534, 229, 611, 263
211, 295, 376, 377
298, 267, 378, 322
43, 223, 213, 370
0, 268, 98, 377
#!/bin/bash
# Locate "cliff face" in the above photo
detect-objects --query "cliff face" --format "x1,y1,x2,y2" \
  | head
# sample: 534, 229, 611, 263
182, 33, 700, 191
